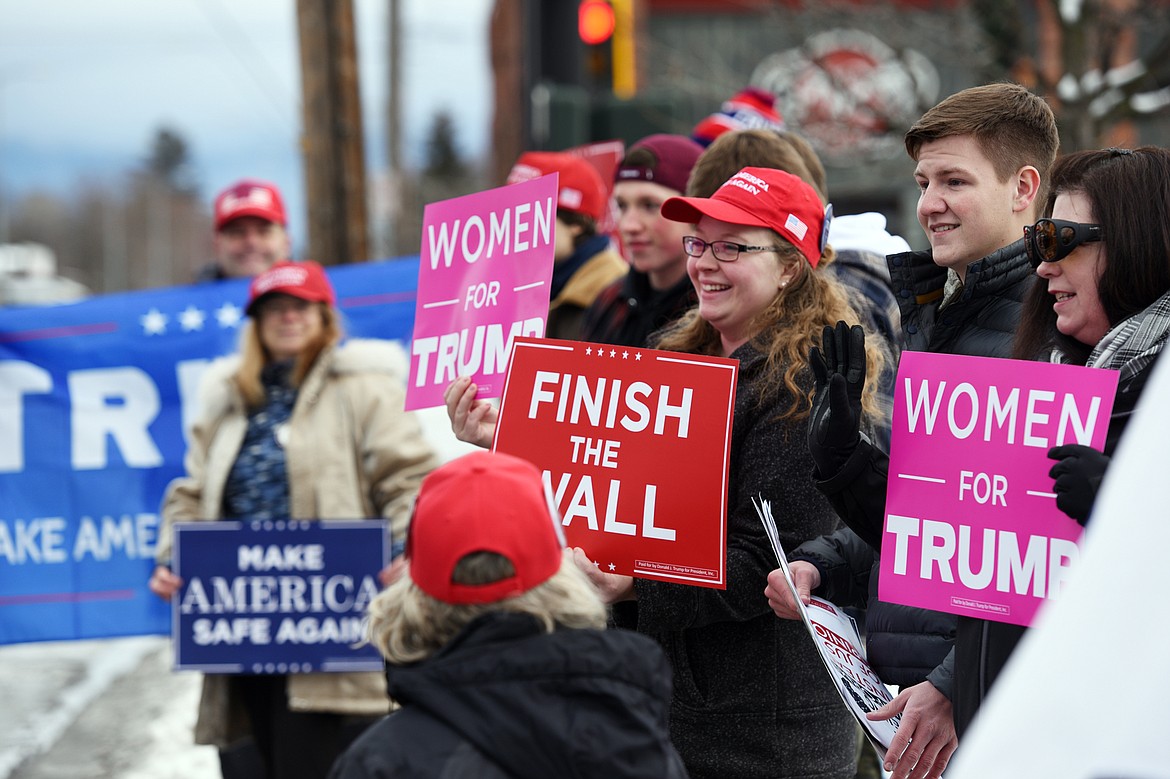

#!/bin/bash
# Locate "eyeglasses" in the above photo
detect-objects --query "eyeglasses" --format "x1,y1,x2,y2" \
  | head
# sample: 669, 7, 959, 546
682, 235, 786, 263
1023, 218, 1103, 268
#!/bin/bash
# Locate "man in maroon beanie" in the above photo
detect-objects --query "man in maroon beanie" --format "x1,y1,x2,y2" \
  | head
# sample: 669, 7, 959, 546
583, 133, 704, 348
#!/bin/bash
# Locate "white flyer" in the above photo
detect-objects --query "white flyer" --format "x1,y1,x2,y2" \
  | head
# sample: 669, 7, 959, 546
753, 497, 900, 755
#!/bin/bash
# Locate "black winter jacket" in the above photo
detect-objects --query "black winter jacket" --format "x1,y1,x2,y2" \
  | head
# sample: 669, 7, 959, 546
815, 240, 1034, 738
615, 342, 856, 779
582, 270, 696, 349
328, 612, 688, 779
888, 240, 1033, 357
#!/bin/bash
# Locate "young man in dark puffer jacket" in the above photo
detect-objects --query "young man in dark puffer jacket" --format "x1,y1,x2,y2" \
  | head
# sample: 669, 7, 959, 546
777, 82, 1060, 778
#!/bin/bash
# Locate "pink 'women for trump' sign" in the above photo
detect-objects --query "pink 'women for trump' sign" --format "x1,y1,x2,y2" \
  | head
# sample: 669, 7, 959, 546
405, 174, 558, 410
878, 352, 1118, 626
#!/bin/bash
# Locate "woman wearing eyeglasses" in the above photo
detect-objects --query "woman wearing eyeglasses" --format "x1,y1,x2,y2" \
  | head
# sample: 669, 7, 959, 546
1014, 146, 1170, 524
574, 167, 887, 779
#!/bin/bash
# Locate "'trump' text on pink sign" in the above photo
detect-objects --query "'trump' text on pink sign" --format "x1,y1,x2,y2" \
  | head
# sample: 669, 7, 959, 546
405, 174, 558, 410
878, 352, 1118, 626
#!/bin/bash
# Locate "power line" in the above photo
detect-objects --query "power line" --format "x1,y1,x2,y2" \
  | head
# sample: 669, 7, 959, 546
190, 0, 296, 128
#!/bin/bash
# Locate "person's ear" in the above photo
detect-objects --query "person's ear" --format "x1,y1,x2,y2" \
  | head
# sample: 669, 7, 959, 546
778, 261, 800, 289
1012, 166, 1042, 216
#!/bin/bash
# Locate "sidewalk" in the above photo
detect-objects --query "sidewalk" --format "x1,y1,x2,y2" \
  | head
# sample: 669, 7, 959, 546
0, 636, 217, 779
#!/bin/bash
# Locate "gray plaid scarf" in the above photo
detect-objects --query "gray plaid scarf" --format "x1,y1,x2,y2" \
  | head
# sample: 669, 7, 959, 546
1087, 289, 1170, 386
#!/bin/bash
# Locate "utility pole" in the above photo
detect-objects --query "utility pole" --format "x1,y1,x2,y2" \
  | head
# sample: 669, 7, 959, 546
387, 0, 404, 256
297, 0, 368, 265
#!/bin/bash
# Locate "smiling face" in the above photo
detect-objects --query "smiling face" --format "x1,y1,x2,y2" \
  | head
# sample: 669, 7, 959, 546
687, 215, 797, 355
1036, 191, 1111, 347
214, 216, 291, 279
914, 135, 1036, 278
614, 180, 690, 290
255, 294, 325, 360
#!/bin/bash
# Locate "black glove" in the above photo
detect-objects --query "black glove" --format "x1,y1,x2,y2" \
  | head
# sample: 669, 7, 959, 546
1047, 444, 1110, 527
808, 321, 865, 476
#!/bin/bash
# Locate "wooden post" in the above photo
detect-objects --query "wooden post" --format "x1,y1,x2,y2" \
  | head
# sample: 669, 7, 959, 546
297, 0, 368, 265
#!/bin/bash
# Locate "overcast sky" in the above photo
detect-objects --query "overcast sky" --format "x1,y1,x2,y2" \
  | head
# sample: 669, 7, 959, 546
0, 0, 493, 250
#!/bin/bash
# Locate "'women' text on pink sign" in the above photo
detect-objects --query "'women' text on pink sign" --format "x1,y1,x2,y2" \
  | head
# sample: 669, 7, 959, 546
878, 352, 1118, 626
405, 174, 558, 410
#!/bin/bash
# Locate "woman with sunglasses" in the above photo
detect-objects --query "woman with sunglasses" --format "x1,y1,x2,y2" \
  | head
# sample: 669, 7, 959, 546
575, 167, 888, 779
1014, 146, 1170, 524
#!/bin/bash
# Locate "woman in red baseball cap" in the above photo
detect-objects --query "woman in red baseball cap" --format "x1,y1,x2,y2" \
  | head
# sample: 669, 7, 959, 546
575, 168, 888, 779
149, 261, 440, 779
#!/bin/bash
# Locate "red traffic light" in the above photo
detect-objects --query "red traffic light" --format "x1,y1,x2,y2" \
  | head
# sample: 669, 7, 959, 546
578, 0, 615, 45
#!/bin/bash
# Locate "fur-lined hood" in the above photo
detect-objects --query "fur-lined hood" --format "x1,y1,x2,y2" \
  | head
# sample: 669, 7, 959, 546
194, 337, 409, 417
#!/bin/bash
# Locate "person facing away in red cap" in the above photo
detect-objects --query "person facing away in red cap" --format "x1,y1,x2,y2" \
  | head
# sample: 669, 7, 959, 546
330, 450, 688, 779
569, 167, 888, 779
199, 178, 293, 281
150, 260, 440, 779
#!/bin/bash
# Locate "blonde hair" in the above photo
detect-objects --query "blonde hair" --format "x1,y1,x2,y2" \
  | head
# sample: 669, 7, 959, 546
234, 302, 343, 409
655, 239, 886, 422
367, 552, 607, 665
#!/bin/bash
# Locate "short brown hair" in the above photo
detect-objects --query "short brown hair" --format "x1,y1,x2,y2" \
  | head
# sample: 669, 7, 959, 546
777, 130, 828, 203
686, 129, 820, 200
905, 82, 1059, 186
557, 209, 598, 248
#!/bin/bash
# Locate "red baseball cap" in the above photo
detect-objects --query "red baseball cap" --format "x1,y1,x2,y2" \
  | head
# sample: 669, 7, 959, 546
660, 166, 827, 268
246, 261, 335, 315
506, 151, 608, 222
214, 179, 287, 231
406, 451, 565, 605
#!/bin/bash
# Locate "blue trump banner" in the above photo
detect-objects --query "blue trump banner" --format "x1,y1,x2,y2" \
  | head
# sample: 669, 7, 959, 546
173, 520, 386, 673
0, 258, 419, 645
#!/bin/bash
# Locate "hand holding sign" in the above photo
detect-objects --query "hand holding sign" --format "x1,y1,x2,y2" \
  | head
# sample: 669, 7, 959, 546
765, 560, 820, 620
443, 376, 497, 449
1046, 444, 1109, 525
572, 547, 635, 604
867, 681, 957, 779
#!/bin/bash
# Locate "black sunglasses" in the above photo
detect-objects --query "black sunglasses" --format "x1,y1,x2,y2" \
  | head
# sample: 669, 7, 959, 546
1024, 218, 1103, 268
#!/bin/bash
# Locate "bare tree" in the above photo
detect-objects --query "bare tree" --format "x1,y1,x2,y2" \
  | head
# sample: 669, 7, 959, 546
979, 0, 1170, 150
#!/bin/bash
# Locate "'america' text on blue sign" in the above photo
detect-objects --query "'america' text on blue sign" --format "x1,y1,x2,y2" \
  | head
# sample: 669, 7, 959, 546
173, 520, 387, 673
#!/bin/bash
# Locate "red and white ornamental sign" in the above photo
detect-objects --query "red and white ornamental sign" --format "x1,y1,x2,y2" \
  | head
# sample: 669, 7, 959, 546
492, 337, 738, 589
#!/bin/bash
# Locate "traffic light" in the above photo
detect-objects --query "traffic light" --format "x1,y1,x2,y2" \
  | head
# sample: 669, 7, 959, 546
576, 0, 635, 98
578, 0, 615, 45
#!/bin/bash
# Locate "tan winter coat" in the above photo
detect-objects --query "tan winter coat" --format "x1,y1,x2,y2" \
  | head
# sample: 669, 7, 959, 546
157, 338, 439, 748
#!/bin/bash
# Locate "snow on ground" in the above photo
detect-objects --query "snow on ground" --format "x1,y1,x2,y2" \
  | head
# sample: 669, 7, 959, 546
0, 636, 217, 779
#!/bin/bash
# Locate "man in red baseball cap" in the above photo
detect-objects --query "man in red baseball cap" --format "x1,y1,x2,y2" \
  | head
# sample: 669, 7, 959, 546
506, 151, 627, 340
199, 178, 292, 281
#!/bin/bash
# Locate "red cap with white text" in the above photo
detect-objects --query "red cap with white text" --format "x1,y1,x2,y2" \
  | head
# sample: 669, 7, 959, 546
245, 260, 335, 315
506, 151, 608, 221
214, 179, 287, 231
660, 166, 826, 267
